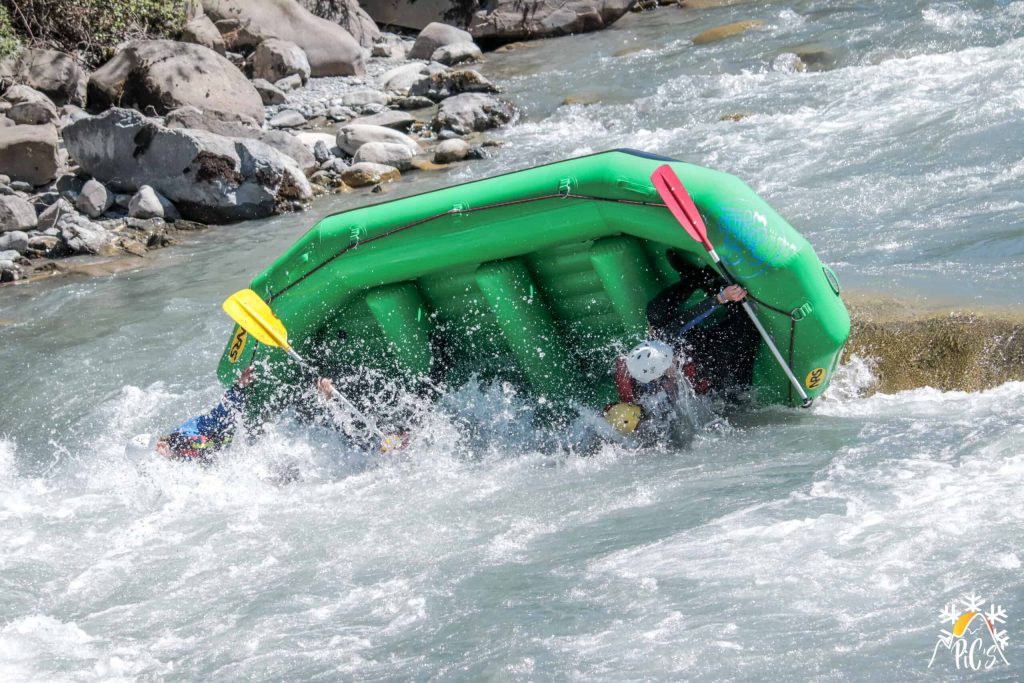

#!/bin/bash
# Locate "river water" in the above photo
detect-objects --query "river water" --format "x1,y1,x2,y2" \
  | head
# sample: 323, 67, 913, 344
2, 1, 1023, 680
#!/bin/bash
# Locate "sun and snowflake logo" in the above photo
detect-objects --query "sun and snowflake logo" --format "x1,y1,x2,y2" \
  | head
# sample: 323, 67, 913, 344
929, 592, 1009, 670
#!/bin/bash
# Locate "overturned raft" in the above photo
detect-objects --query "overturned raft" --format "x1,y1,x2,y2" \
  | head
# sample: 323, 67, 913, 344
217, 149, 850, 415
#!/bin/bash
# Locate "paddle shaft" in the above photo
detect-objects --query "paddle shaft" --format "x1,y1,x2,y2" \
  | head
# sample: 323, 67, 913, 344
705, 247, 812, 407
282, 347, 387, 439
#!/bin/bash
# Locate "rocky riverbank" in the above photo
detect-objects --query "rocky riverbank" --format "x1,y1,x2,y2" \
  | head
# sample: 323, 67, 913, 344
0, 1, 539, 285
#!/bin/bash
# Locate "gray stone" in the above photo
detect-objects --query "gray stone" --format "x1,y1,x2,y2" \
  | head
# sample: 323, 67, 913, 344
275, 74, 305, 92
410, 68, 499, 102
432, 93, 515, 135
352, 141, 414, 170
341, 161, 400, 187
0, 48, 87, 106
321, 158, 349, 173
252, 79, 287, 105
327, 105, 356, 121
87, 40, 265, 124
59, 104, 90, 127
468, 0, 634, 44
431, 43, 483, 66
348, 109, 416, 131
0, 174, 9, 185
392, 95, 435, 110
313, 140, 333, 163
408, 22, 473, 60
253, 39, 312, 85
4, 86, 59, 125
165, 106, 316, 172
202, 0, 365, 77
61, 217, 112, 255
269, 109, 307, 128
358, 0, 451, 31
371, 33, 410, 59
381, 62, 446, 95
340, 88, 389, 108
0, 230, 29, 254
212, 18, 275, 52
74, 179, 114, 218
0, 196, 39, 232
64, 108, 311, 224
297, 0, 381, 48
9, 181, 32, 193
181, 15, 226, 54
432, 138, 470, 163
0, 249, 20, 261
336, 124, 420, 155
37, 198, 74, 231
129, 186, 180, 220
27, 234, 61, 253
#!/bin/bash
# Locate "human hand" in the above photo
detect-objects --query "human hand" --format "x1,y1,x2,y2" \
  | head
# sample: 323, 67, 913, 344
235, 367, 256, 389
717, 285, 747, 304
316, 377, 335, 399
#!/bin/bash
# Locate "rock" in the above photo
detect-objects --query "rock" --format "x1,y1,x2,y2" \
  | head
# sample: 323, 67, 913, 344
432, 93, 515, 135
0, 48, 87, 106
410, 68, 498, 101
59, 104, 90, 127
9, 181, 32, 193
313, 140, 333, 163
275, 74, 305, 92
181, 14, 227, 54
87, 40, 265, 124
0, 124, 60, 186
341, 162, 400, 187
409, 22, 473, 60
381, 62, 447, 95
253, 39, 312, 85
0, 260, 25, 282
0, 230, 29, 254
791, 42, 836, 72
392, 95, 435, 110
321, 158, 349, 173
60, 216, 113, 255
294, 131, 338, 155
0, 115, 12, 128
213, 19, 275, 52
202, 0, 365, 77
468, 0, 634, 45
340, 88, 389, 108
327, 105, 356, 121
3, 85, 59, 126
269, 109, 307, 128
252, 79, 288, 105
353, 141, 414, 170
431, 43, 483, 66
0, 196, 39, 232
347, 109, 416, 131
358, 0, 452, 31
372, 33, 410, 59
64, 108, 311, 224
129, 186, 180, 220
692, 20, 763, 45
27, 234, 61, 254
165, 107, 317, 172
37, 198, 74, 231
297, 0, 381, 48
336, 124, 420, 155
432, 138, 470, 163
74, 179, 114, 218
0, 174, 9, 185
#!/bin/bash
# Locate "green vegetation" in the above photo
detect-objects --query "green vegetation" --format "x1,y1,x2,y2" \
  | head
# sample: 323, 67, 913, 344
0, 0, 187, 66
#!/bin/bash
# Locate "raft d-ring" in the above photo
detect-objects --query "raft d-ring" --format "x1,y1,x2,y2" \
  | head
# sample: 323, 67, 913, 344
557, 177, 575, 198
791, 302, 813, 321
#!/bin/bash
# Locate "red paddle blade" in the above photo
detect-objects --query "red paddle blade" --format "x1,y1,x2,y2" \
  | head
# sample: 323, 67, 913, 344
651, 164, 712, 252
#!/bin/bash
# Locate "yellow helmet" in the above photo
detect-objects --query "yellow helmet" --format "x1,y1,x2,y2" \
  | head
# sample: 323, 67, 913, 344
604, 402, 643, 434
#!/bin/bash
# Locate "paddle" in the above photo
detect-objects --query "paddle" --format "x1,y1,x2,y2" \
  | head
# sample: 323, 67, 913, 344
222, 289, 387, 439
651, 165, 812, 407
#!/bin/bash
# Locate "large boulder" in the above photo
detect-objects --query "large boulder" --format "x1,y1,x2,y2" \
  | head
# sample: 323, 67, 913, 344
202, 0, 365, 77
432, 93, 515, 134
342, 161, 400, 187
0, 48, 87, 106
298, 0, 381, 48
165, 106, 316, 173
87, 40, 265, 124
408, 22, 474, 60
409, 68, 499, 101
336, 124, 420, 156
358, 0, 454, 32
181, 15, 227, 55
352, 141, 414, 170
74, 179, 115, 218
381, 62, 447, 95
0, 124, 60, 186
64, 109, 311, 224
468, 0, 635, 45
3, 85, 59, 126
252, 39, 311, 85
0, 196, 39, 233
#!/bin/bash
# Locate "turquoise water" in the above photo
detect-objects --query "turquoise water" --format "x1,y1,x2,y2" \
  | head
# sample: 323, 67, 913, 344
2, 1, 1023, 680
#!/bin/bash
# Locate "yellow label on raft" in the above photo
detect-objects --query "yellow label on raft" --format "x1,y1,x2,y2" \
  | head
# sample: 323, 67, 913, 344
805, 367, 826, 390
228, 327, 248, 363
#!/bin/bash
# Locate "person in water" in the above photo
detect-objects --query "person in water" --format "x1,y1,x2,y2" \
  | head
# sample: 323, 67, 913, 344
604, 250, 755, 434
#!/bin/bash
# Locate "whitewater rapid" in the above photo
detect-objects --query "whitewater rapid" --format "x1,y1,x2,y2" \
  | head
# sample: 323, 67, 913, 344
2, 1, 1024, 680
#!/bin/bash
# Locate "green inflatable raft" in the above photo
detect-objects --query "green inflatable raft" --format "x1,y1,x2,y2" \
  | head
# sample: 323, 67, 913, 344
217, 149, 850, 417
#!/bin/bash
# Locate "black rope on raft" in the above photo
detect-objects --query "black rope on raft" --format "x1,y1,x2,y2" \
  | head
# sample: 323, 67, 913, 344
269, 193, 667, 300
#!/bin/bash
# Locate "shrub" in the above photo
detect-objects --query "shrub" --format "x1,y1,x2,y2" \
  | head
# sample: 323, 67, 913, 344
0, 6, 18, 59
1, 0, 187, 66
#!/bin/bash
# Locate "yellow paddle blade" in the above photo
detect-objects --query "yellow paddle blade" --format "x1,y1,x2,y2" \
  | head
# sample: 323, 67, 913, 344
222, 289, 290, 350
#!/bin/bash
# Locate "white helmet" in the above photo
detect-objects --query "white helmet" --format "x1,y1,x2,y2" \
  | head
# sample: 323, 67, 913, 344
625, 340, 674, 384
